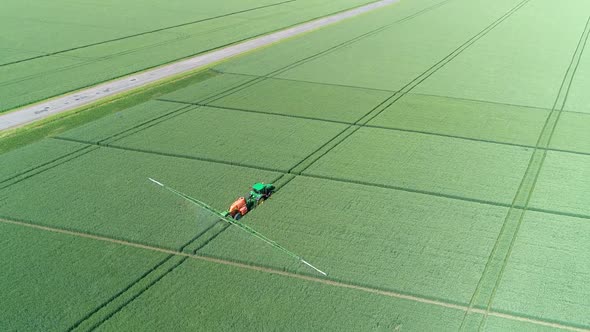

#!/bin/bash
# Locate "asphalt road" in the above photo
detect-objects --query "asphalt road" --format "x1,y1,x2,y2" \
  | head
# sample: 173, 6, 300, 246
0, 0, 397, 131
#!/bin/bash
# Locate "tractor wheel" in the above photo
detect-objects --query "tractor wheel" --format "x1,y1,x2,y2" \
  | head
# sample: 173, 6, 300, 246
234, 213, 242, 220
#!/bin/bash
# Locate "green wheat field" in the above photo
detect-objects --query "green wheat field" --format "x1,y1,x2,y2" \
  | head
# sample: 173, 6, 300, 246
2, 0, 590, 330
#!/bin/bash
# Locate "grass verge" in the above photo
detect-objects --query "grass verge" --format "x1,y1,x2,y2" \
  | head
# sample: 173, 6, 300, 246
0, 69, 219, 155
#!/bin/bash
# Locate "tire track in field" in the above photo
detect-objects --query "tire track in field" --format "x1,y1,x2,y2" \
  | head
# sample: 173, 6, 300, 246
0, 104, 197, 192
1, 72, 230, 191
213, 69, 398, 93
2, 217, 588, 332
66, 255, 179, 332
66, 223, 217, 331
0, 144, 91, 186
465, 14, 590, 331
67, 171, 289, 330
276, 0, 532, 178
72, 222, 223, 331
34, 0, 450, 146
0, 0, 409, 118
128, 0, 452, 140
1, 73, 224, 189
159, 98, 590, 158
0, 146, 98, 191
1, 104, 198, 192
158, 99, 354, 125
198, 0, 454, 105
0, 32, 193, 87
4, 1, 574, 318
175, 171, 289, 256
0, 4, 560, 326
218, 67, 590, 118
51, 135, 590, 223
179, 0, 536, 305
0, 0, 297, 67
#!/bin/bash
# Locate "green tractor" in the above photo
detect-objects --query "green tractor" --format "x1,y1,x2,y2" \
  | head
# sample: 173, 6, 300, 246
223, 183, 275, 220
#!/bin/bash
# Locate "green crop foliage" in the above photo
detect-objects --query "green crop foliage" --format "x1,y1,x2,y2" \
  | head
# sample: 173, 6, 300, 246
0, 139, 85, 183
483, 316, 562, 331
0, 69, 220, 154
110, 106, 347, 171
0, 49, 44, 64
0, 0, 375, 112
158, 73, 253, 104
3, 0, 590, 329
549, 111, 590, 154
303, 127, 532, 205
95, 258, 466, 331
369, 93, 550, 146
529, 151, 590, 217
215, 0, 451, 76
198, 176, 507, 304
0, 0, 281, 56
492, 211, 590, 327
58, 100, 191, 143
0, 222, 167, 331
564, 45, 590, 114
275, 0, 522, 91
414, 0, 590, 108
210, 76, 391, 122
0, 146, 280, 249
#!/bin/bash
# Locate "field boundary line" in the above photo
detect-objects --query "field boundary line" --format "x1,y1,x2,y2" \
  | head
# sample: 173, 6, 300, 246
86, 256, 189, 331
184, 172, 295, 258
95, 104, 195, 145
158, 98, 590, 158
410, 91, 590, 117
68, 220, 225, 331
458, 13, 590, 331
1, 103, 194, 191
217, 69, 590, 117
0, 0, 403, 130
48, 136, 590, 222
52, 69, 254, 146
364, 124, 535, 149
157, 99, 354, 125
199, 0, 452, 106
1, 217, 588, 332
210, 69, 399, 93
55, 137, 290, 173
409, 92, 550, 113
0, 144, 91, 186
355, 0, 532, 126
66, 255, 176, 331
0, 0, 297, 67
476, 14, 590, 331
0, 146, 98, 191
35, 0, 449, 150
273, 0, 532, 186
96, 105, 199, 146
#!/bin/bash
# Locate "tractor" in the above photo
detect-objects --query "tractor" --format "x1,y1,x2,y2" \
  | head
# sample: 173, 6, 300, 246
223, 183, 275, 220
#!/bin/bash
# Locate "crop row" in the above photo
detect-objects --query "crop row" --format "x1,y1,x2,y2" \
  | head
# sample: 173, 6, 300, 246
0, 0, 381, 112
0, 145, 281, 249
412, 0, 590, 110
57, 85, 590, 215
0, 139, 86, 184
0, 221, 167, 331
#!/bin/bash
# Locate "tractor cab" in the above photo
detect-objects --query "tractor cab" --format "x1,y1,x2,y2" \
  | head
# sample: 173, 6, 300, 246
251, 182, 275, 198
224, 182, 275, 220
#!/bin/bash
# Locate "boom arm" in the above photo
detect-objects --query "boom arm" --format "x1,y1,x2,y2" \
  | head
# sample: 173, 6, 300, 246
148, 178, 327, 276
